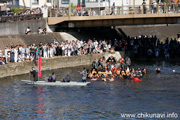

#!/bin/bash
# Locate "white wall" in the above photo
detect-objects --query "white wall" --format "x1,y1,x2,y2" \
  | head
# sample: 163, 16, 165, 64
19, 0, 53, 9
129, 0, 150, 6
58, 0, 78, 8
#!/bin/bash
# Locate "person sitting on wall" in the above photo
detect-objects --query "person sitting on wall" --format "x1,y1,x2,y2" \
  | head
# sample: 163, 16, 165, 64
38, 27, 43, 34
43, 28, 47, 35
25, 27, 31, 35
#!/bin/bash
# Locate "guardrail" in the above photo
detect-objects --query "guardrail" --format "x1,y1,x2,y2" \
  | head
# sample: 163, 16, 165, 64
48, 4, 180, 17
0, 13, 43, 23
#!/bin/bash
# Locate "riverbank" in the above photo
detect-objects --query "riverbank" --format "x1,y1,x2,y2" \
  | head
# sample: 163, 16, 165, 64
0, 52, 123, 78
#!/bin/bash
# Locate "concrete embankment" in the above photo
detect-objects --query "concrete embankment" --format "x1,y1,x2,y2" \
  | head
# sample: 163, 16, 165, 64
0, 19, 46, 36
0, 51, 124, 78
0, 54, 101, 78
117, 25, 180, 41
0, 32, 77, 49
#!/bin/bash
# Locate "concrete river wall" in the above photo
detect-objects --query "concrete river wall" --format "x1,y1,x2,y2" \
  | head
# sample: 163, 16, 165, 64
0, 19, 46, 36
0, 52, 124, 78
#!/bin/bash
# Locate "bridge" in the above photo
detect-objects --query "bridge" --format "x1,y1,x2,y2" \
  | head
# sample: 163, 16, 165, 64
48, 4, 180, 28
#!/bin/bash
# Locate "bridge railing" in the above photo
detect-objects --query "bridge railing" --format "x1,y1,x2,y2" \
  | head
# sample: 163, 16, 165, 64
0, 13, 43, 23
48, 4, 180, 17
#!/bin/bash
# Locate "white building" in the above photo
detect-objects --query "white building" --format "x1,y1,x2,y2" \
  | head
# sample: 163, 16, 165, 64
58, 0, 150, 8
8, 0, 57, 9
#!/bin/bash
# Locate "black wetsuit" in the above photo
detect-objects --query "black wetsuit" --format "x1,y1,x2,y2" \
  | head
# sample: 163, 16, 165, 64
31, 70, 38, 81
106, 64, 111, 71
120, 63, 126, 71
98, 58, 104, 70
91, 61, 98, 73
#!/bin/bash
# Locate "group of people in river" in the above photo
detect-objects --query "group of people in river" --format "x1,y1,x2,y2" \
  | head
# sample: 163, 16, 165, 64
30, 55, 146, 82
86, 56, 146, 82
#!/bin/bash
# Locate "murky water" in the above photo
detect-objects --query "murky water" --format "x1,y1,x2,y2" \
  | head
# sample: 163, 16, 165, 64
0, 62, 180, 120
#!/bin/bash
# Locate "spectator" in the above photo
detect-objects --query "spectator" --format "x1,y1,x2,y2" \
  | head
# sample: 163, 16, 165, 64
25, 27, 31, 35
38, 27, 43, 34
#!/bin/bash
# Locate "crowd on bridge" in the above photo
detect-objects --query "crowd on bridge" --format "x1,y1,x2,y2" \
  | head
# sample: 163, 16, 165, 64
0, 7, 42, 17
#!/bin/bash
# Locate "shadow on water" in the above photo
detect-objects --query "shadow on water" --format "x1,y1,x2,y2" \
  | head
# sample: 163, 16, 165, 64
0, 62, 180, 119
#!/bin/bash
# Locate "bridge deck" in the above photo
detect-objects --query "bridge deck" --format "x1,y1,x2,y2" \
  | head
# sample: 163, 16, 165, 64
48, 13, 180, 25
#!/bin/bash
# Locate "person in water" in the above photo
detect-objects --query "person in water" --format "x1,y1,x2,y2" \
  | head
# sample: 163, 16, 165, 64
101, 74, 106, 81
48, 72, 56, 82
106, 62, 112, 74
62, 74, 71, 82
91, 59, 98, 73
91, 73, 98, 81
156, 68, 160, 73
98, 57, 104, 70
108, 74, 114, 81
80, 67, 88, 82
30, 67, 38, 81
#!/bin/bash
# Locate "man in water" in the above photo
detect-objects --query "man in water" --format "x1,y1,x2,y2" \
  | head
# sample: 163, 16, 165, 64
91, 59, 98, 73
106, 62, 112, 74
30, 67, 38, 81
98, 57, 104, 70
80, 67, 88, 82
125, 56, 131, 68
48, 72, 56, 82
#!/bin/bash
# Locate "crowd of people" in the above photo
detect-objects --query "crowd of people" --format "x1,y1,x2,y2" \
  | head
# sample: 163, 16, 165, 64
1, 35, 180, 65
86, 56, 146, 82
43, 56, 145, 83
1, 8, 42, 17
125, 35, 180, 60
0, 39, 114, 65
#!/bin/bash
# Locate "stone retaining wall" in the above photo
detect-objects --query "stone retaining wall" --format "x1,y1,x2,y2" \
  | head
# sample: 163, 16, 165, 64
0, 53, 99, 78
0, 52, 124, 78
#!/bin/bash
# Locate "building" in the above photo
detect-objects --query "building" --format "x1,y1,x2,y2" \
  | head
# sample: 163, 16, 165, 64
8, 0, 57, 9
58, 0, 150, 8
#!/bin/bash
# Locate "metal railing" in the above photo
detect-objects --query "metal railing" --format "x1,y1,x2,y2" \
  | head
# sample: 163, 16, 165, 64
0, 13, 43, 23
48, 4, 180, 17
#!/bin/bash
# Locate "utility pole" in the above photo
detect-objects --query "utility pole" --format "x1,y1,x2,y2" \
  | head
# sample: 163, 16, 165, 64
122, 0, 124, 14
109, 0, 110, 13
69, 0, 71, 16
30, 0, 32, 10
22, 0, 26, 8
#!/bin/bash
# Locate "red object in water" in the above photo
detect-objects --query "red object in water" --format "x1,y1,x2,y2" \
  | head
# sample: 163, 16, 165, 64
38, 57, 41, 77
132, 77, 142, 81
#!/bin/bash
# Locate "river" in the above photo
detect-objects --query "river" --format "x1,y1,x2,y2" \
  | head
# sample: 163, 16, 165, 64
0, 62, 180, 120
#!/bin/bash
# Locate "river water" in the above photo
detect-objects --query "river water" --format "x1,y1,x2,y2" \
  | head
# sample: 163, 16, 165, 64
0, 62, 180, 120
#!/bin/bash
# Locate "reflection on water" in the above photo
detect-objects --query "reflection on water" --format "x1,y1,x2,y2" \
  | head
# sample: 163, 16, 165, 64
0, 62, 180, 119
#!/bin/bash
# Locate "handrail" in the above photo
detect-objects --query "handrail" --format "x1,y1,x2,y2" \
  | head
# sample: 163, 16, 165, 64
0, 13, 43, 23
48, 4, 180, 17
